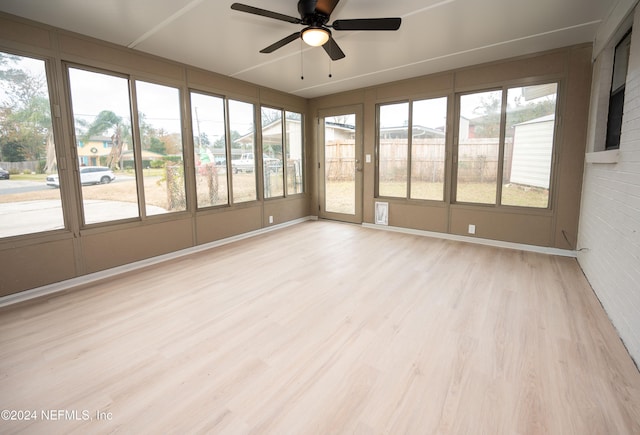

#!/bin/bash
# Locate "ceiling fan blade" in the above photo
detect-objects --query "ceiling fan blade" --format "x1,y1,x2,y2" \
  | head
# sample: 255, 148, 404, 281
231, 3, 301, 24
260, 32, 301, 54
322, 36, 345, 61
316, 0, 341, 16
332, 17, 401, 31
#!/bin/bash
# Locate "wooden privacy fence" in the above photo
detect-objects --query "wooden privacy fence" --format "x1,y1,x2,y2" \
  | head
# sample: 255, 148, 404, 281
325, 140, 355, 181
326, 138, 514, 183
457, 138, 513, 183
0, 161, 40, 173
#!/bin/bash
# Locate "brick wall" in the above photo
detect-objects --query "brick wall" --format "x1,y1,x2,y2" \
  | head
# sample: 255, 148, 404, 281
578, 6, 640, 366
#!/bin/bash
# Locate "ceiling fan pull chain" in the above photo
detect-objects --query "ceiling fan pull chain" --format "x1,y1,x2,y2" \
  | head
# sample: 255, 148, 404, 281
300, 39, 304, 80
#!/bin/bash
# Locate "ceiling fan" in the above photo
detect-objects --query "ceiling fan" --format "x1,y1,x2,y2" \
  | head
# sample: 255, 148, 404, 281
230, 0, 401, 60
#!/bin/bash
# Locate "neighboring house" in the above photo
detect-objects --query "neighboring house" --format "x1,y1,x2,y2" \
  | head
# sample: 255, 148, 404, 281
121, 149, 165, 168
379, 125, 445, 139
76, 136, 114, 166
235, 117, 305, 161
508, 114, 555, 189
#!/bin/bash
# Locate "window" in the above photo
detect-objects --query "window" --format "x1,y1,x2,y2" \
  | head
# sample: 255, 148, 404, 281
285, 111, 304, 195
135, 81, 186, 215
606, 29, 632, 150
191, 91, 228, 208
259, 107, 304, 198
0, 51, 63, 238
411, 97, 447, 200
377, 97, 447, 200
68, 67, 139, 225
456, 90, 502, 204
229, 99, 257, 203
261, 107, 284, 198
455, 84, 558, 208
378, 102, 409, 197
502, 84, 557, 208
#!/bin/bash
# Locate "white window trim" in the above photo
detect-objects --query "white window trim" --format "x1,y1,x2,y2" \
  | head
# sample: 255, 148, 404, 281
585, 149, 619, 164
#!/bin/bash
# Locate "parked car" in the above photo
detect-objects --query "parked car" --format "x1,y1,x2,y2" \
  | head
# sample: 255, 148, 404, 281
231, 153, 281, 173
0, 167, 9, 180
46, 166, 116, 188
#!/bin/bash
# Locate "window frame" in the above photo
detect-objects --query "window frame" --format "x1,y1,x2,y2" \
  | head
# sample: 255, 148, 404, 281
605, 28, 632, 151
260, 105, 305, 200
375, 95, 449, 202
65, 63, 142, 227
284, 110, 305, 197
452, 81, 561, 211
0, 49, 68, 239
189, 89, 231, 210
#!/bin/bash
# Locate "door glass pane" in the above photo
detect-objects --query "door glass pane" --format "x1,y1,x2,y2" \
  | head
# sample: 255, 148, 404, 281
456, 90, 502, 204
411, 97, 447, 201
0, 52, 63, 237
229, 100, 257, 203
68, 67, 139, 224
324, 114, 355, 214
502, 84, 557, 208
261, 107, 284, 198
378, 102, 409, 197
191, 91, 228, 208
285, 111, 303, 195
136, 81, 185, 215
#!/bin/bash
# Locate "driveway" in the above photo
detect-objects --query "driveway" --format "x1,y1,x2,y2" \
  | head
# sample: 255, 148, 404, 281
0, 199, 166, 238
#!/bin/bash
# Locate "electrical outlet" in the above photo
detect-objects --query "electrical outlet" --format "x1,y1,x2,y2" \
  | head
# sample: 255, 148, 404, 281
269, 215, 273, 224
468, 224, 476, 235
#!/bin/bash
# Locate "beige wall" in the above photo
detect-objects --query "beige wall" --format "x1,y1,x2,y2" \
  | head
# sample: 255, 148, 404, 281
0, 12, 594, 299
0, 13, 310, 297
310, 44, 592, 249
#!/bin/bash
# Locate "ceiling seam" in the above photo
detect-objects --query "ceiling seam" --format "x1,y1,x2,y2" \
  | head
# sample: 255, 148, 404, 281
229, 0, 457, 78
291, 19, 603, 95
127, 0, 206, 49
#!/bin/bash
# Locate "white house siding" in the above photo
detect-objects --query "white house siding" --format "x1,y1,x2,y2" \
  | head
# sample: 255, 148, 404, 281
509, 116, 555, 189
578, 6, 640, 365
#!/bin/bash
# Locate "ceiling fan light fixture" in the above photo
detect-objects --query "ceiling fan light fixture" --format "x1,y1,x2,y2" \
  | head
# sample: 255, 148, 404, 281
302, 27, 330, 47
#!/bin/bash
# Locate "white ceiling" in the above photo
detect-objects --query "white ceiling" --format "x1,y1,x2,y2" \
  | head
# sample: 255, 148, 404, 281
0, 0, 616, 98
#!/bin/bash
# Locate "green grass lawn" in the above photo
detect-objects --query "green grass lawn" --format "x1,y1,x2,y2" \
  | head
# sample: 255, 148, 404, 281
10, 173, 47, 181
331, 180, 549, 209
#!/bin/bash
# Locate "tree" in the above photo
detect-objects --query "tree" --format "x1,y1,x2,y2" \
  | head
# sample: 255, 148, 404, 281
0, 53, 52, 168
471, 94, 501, 137
83, 110, 128, 169
148, 137, 166, 155
261, 107, 282, 127
1, 141, 26, 162
229, 130, 243, 149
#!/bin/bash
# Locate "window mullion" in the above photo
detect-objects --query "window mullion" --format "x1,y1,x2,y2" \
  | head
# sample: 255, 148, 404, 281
407, 101, 413, 199
129, 80, 147, 219
495, 88, 508, 207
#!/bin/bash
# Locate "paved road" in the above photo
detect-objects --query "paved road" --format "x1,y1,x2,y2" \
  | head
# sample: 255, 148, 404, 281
0, 180, 51, 195
0, 177, 135, 195
0, 199, 167, 238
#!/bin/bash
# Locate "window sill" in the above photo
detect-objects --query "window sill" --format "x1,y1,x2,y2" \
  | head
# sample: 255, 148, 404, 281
585, 149, 619, 164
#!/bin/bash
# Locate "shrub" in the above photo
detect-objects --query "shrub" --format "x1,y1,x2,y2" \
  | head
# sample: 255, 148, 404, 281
150, 159, 165, 169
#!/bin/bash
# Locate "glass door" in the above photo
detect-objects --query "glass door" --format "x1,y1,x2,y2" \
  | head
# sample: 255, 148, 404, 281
318, 105, 363, 223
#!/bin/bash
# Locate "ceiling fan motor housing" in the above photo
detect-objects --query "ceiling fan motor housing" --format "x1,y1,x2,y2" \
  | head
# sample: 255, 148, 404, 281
298, 0, 330, 27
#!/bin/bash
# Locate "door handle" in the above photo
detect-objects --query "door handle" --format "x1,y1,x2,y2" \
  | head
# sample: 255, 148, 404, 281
355, 159, 362, 172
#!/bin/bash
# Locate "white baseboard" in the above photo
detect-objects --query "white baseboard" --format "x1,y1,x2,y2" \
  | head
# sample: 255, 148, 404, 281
0, 216, 317, 308
361, 223, 577, 258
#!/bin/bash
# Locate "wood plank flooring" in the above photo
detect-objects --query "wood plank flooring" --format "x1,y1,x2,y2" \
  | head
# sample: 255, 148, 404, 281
1, 221, 639, 434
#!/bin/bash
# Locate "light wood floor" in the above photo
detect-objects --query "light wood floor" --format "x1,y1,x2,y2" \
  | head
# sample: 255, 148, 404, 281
1, 221, 639, 434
